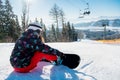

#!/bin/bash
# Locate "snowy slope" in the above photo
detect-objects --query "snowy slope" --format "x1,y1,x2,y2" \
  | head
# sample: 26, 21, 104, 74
0, 40, 120, 80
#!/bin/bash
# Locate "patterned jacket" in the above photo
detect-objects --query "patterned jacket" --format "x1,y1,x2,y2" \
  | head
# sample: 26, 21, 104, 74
10, 29, 63, 68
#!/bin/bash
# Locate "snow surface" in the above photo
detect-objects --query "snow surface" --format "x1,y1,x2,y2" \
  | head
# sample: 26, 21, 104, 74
0, 40, 120, 80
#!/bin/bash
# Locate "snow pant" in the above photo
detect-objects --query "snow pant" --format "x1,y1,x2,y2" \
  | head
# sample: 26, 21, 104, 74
14, 51, 57, 73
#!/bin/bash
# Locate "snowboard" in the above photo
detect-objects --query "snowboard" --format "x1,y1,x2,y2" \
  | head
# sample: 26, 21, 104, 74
61, 54, 80, 69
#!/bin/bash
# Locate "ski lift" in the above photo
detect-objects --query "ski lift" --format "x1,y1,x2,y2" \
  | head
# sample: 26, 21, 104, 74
83, 10, 90, 15
79, 10, 84, 18
84, 3, 90, 15
79, 2, 90, 18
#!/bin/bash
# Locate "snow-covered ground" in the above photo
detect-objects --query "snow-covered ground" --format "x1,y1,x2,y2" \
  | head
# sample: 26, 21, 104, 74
0, 40, 120, 80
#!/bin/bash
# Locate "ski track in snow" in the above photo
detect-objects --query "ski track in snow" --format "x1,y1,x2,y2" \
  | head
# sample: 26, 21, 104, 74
0, 40, 120, 80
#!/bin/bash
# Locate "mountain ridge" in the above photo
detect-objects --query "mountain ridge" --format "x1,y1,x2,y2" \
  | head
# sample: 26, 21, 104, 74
74, 16, 120, 27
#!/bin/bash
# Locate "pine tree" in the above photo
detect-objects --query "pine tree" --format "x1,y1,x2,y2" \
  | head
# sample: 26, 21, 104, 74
0, 0, 2, 10
71, 24, 77, 41
0, 0, 3, 29
3, 0, 20, 42
46, 24, 55, 42
0, 0, 21, 42
14, 15, 21, 41
61, 22, 78, 42
34, 18, 38, 22
62, 23, 67, 41
0, 0, 3, 27
67, 22, 72, 41
39, 18, 47, 42
42, 24, 47, 42
4, 0, 15, 42
40, 18, 43, 26
0, 0, 4, 41
62, 23, 69, 42
56, 26, 61, 42
51, 24, 57, 42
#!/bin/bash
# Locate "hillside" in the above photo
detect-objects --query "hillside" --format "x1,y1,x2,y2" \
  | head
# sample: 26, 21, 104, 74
0, 40, 120, 80
75, 17, 120, 27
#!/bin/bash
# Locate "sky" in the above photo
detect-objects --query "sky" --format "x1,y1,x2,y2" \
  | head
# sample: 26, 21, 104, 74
9, 0, 120, 25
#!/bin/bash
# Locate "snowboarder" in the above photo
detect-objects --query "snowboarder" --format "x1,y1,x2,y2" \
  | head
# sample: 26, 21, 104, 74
10, 22, 64, 73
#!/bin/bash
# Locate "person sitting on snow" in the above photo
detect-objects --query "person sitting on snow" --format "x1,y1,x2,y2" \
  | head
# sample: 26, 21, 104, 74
10, 22, 64, 73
